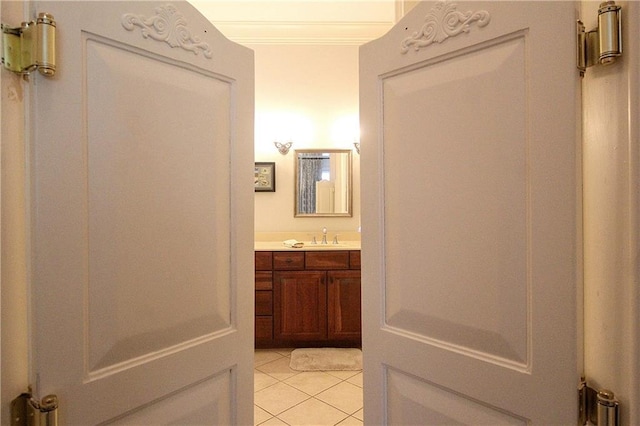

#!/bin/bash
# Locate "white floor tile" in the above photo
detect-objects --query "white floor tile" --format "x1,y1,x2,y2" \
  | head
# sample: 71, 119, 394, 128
316, 381, 363, 415
284, 371, 343, 396
256, 355, 299, 381
258, 417, 290, 426
325, 369, 362, 380
346, 372, 363, 388
352, 408, 364, 421
255, 350, 285, 367
254, 405, 272, 426
274, 348, 295, 356
254, 382, 310, 416
255, 371, 279, 392
336, 416, 364, 425
278, 398, 349, 426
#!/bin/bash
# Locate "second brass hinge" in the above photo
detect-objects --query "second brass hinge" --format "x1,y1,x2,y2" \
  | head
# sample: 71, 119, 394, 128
578, 378, 620, 426
576, 1, 622, 77
10, 390, 58, 426
1, 12, 56, 77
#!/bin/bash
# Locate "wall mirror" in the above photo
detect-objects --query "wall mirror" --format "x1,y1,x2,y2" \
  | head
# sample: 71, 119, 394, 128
295, 149, 352, 217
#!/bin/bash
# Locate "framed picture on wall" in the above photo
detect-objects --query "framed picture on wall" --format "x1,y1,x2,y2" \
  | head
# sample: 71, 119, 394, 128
255, 162, 276, 192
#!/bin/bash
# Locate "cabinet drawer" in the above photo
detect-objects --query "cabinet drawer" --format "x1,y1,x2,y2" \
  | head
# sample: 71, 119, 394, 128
255, 251, 273, 271
273, 252, 305, 270
255, 271, 272, 290
256, 290, 273, 315
255, 317, 273, 340
305, 251, 349, 269
255, 251, 273, 270
349, 251, 361, 269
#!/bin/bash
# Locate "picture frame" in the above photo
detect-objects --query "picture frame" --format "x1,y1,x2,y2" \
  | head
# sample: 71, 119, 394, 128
254, 162, 276, 192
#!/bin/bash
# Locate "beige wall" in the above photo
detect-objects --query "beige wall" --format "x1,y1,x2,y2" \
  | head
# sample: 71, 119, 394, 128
250, 43, 361, 234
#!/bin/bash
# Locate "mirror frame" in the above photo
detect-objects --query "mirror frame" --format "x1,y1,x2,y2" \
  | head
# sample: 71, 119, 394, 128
294, 149, 353, 217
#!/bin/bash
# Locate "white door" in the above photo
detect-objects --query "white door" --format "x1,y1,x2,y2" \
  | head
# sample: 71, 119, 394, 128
360, 1, 580, 424
29, 1, 254, 424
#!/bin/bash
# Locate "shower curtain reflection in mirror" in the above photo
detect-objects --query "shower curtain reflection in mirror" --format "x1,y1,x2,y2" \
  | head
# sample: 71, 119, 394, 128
298, 154, 326, 214
294, 149, 352, 217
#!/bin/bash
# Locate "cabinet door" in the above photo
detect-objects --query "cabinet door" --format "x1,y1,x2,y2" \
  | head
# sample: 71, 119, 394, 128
328, 271, 362, 342
274, 271, 327, 342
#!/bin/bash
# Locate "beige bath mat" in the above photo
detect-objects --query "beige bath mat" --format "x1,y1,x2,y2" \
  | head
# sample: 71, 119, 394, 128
289, 348, 362, 371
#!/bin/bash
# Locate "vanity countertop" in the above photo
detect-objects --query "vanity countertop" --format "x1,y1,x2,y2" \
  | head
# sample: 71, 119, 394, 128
254, 231, 361, 251
254, 241, 361, 251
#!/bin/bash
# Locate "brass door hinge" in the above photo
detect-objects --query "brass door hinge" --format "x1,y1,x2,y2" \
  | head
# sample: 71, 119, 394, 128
1, 12, 56, 77
10, 391, 58, 426
579, 378, 620, 426
577, 1, 622, 76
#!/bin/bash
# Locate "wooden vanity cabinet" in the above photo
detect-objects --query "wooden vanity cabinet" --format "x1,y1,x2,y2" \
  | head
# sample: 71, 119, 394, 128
255, 250, 361, 348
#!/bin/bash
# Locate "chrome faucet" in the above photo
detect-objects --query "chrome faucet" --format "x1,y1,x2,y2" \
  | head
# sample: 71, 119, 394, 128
321, 227, 328, 244
333, 235, 339, 244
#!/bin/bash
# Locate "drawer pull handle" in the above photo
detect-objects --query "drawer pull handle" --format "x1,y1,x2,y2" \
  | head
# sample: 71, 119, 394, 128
286, 258, 293, 263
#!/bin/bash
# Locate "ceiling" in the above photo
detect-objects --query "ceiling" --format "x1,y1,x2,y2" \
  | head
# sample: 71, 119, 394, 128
189, 1, 405, 44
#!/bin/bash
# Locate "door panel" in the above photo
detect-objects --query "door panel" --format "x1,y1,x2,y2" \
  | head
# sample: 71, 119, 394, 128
86, 37, 232, 374
387, 368, 527, 425
360, 1, 580, 423
30, 2, 254, 424
383, 34, 528, 367
109, 371, 232, 425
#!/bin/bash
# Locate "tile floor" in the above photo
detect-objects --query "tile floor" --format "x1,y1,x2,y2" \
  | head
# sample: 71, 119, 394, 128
254, 349, 363, 426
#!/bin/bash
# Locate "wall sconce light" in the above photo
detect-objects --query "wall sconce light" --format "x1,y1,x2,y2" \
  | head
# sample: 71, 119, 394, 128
577, 1, 623, 76
274, 141, 293, 155
353, 142, 360, 154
